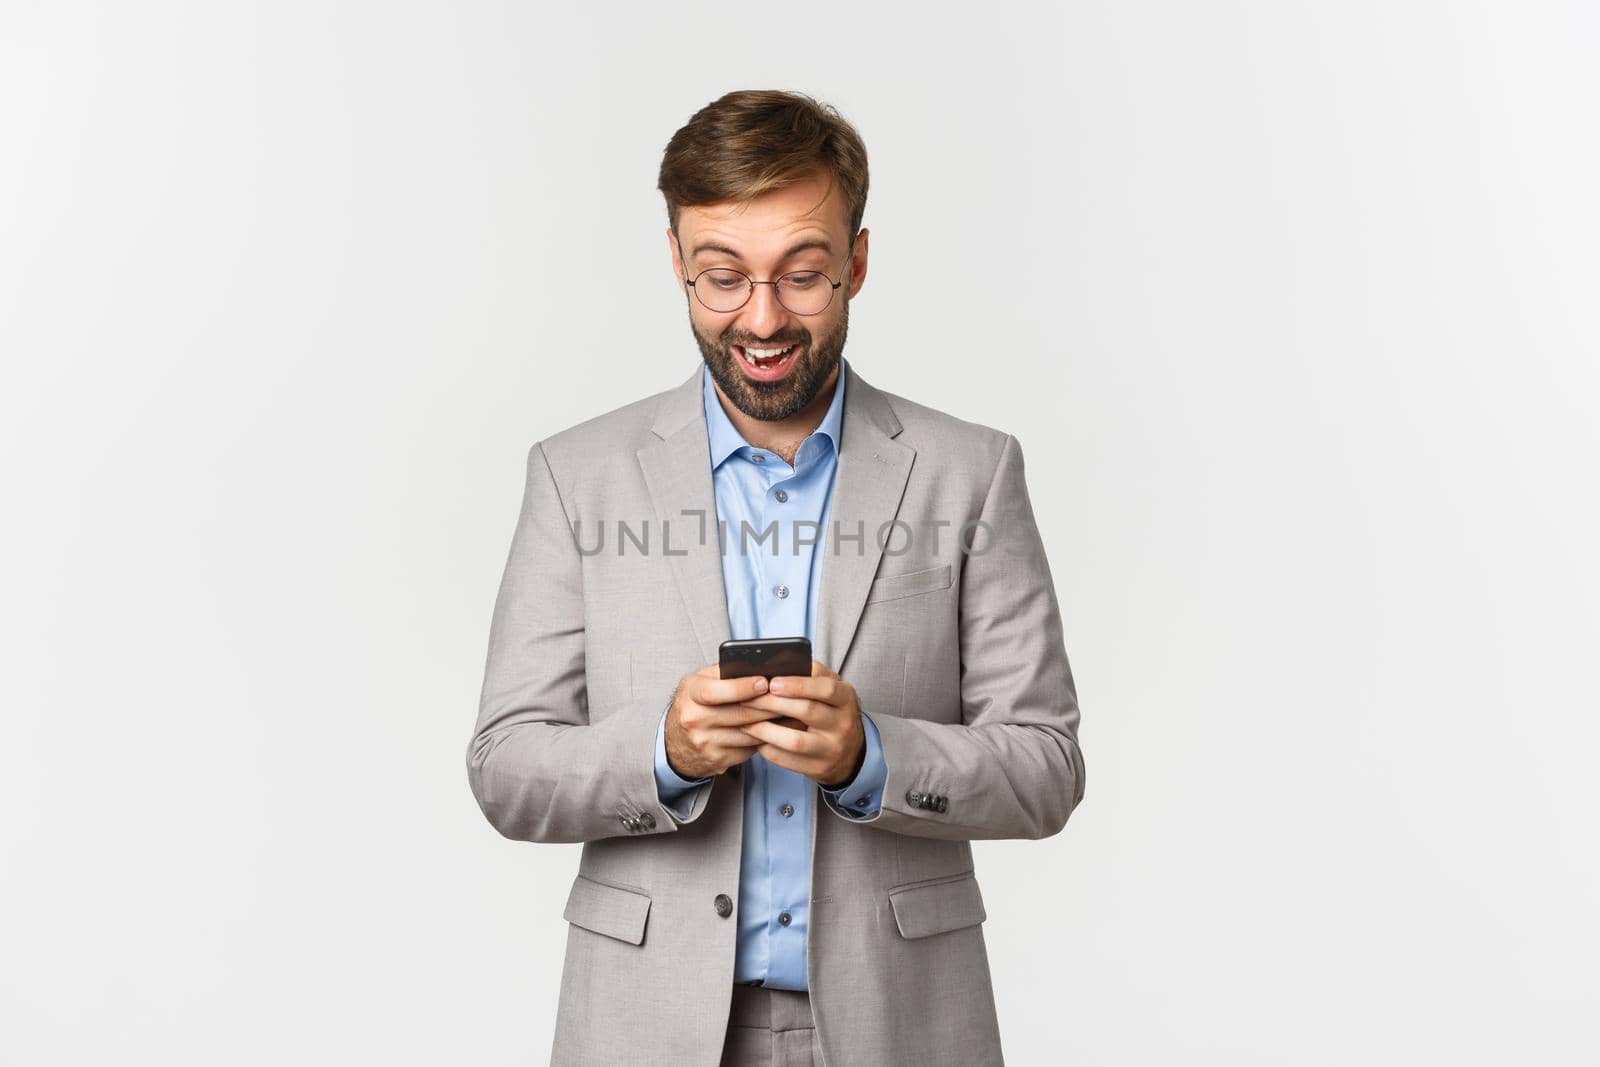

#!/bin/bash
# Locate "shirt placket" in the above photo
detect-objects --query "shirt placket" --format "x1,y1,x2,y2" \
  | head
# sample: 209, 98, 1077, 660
756, 447, 813, 984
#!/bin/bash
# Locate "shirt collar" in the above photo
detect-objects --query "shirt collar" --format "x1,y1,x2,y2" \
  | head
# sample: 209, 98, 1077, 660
702, 356, 848, 471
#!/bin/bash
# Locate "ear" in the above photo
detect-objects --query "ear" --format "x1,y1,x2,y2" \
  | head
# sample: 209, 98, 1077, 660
846, 227, 869, 299
665, 228, 684, 289
666, 226, 687, 291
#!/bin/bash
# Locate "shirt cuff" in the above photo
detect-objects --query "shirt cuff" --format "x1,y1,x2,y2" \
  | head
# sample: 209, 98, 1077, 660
655, 703, 712, 815
819, 709, 887, 818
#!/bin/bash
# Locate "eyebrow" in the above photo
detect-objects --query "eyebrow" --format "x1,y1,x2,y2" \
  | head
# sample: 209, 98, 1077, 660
690, 237, 834, 264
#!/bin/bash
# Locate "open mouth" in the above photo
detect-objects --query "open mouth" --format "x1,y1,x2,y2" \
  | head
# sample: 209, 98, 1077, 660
732, 343, 801, 381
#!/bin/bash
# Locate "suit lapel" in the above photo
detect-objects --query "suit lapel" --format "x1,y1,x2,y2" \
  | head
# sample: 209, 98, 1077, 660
635, 360, 914, 674
815, 361, 914, 674
637, 366, 732, 666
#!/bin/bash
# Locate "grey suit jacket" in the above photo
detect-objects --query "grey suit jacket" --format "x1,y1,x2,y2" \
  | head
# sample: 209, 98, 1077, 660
466, 360, 1085, 1066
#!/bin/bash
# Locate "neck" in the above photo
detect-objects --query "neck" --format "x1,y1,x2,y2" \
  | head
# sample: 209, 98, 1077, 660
712, 364, 840, 467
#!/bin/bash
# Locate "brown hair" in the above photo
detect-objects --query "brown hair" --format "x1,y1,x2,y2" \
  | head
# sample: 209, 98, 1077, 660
657, 89, 870, 242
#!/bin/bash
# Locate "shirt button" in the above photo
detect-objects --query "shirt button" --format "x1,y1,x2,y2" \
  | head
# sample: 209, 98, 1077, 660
778, 911, 792, 926
779, 803, 794, 817
774, 488, 788, 503
853, 796, 869, 807
773, 584, 789, 599
750, 453, 766, 464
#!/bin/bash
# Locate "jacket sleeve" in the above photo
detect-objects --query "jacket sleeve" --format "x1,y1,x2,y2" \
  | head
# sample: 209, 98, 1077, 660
465, 441, 716, 843
821, 433, 1086, 841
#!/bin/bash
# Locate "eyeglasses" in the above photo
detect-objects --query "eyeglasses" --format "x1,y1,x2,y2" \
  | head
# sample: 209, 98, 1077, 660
676, 233, 857, 316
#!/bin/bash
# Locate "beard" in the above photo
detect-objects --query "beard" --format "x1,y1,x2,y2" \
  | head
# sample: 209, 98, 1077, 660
690, 296, 850, 422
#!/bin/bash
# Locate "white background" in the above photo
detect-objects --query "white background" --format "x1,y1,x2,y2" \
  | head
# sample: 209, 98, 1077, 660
3, 2, 1596, 1064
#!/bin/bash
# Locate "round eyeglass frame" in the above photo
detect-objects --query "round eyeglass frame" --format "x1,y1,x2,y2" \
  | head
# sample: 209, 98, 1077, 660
676, 232, 858, 316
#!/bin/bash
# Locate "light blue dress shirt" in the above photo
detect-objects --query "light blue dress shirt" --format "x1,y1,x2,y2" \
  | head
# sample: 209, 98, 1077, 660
652, 357, 888, 990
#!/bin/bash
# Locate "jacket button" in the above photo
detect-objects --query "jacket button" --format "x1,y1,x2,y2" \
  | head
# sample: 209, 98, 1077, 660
638, 811, 656, 829
714, 894, 733, 918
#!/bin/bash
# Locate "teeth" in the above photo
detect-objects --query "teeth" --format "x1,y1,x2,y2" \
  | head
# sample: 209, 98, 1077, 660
741, 344, 794, 365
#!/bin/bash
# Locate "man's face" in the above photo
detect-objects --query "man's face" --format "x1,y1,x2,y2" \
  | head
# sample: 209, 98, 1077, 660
668, 170, 868, 422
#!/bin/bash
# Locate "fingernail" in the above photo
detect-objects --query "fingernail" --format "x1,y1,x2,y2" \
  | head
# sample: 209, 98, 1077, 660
771, 679, 784, 693
754, 677, 768, 692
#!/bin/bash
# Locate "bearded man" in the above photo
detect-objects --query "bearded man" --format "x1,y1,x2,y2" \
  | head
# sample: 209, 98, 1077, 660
467, 88, 1085, 1067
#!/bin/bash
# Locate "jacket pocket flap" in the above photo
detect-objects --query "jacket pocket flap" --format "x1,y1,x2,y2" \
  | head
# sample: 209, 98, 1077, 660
563, 874, 651, 945
888, 871, 986, 939
866, 563, 952, 605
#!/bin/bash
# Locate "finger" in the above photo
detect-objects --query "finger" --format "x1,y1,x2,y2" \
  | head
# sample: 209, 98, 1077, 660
704, 704, 787, 728
766, 716, 809, 731
769, 673, 843, 706
741, 718, 819, 756
734, 709, 810, 732
691, 673, 769, 706
697, 727, 764, 749
751, 700, 828, 730
736, 710, 819, 735
733, 693, 816, 719
754, 742, 818, 778
812, 658, 840, 678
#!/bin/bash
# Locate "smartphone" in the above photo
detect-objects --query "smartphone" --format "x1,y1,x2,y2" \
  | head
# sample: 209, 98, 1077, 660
720, 637, 812, 730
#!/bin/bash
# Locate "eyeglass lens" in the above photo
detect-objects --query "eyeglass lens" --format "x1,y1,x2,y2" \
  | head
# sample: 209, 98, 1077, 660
693, 270, 834, 315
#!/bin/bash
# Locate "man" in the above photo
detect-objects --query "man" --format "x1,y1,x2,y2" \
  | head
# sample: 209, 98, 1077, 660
466, 89, 1085, 1066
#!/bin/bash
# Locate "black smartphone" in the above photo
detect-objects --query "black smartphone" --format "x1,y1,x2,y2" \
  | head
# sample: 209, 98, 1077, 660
719, 637, 812, 730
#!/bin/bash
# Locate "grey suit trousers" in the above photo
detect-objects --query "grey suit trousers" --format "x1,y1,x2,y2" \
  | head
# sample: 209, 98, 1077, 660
720, 985, 821, 1066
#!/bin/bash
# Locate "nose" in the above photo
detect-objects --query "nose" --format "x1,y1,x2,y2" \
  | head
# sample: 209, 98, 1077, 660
740, 281, 790, 339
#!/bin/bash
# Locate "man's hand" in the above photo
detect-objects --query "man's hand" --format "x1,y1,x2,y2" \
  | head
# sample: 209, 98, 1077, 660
736, 659, 866, 788
663, 665, 782, 780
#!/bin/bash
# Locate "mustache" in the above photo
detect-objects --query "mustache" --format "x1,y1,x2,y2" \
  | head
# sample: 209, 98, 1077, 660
725, 337, 807, 348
